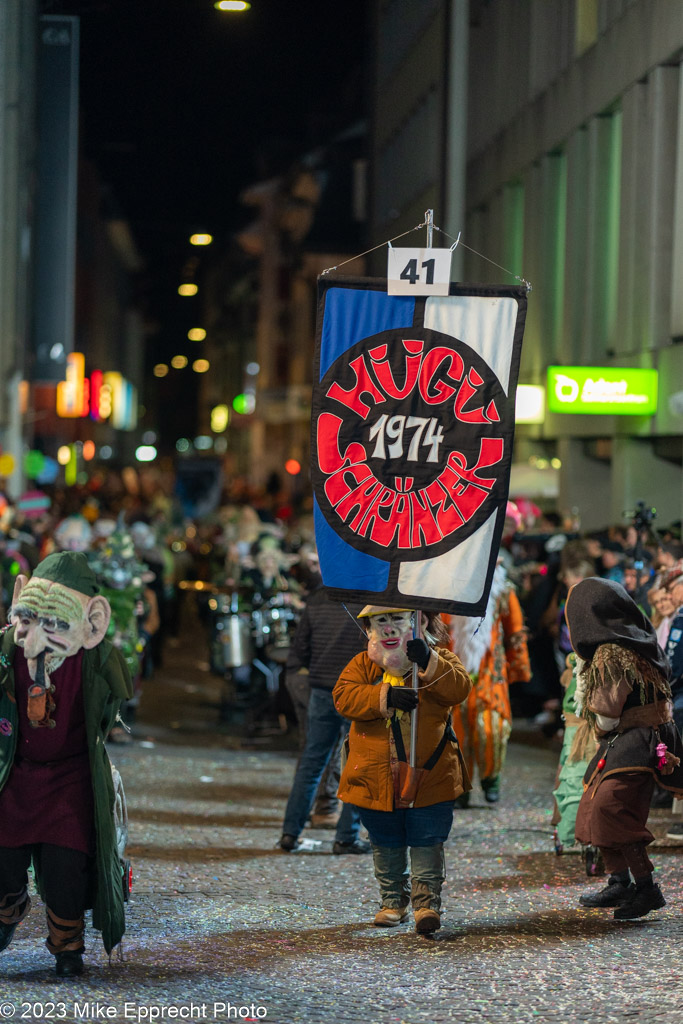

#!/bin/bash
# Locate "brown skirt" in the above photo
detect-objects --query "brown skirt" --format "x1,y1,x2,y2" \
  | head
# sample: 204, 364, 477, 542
575, 770, 655, 848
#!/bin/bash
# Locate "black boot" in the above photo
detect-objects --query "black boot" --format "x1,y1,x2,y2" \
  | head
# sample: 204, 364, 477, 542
0, 921, 17, 953
579, 876, 634, 907
481, 775, 500, 803
0, 888, 31, 953
613, 883, 666, 920
55, 950, 84, 977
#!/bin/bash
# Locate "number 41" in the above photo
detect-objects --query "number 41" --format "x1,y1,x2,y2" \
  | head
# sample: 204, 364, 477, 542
400, 258, 435, 286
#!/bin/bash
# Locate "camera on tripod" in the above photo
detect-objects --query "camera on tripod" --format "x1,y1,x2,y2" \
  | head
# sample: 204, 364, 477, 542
625, 500, 657, 533
623, 501, 658, 570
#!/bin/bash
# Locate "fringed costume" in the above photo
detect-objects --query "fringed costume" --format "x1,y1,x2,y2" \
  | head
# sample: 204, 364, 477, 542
552, 653, 598, 850
567, 577, 683, 919
449, 565, 530, 802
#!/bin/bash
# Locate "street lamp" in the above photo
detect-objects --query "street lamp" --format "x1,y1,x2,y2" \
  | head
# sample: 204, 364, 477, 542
214, 1, 251, 10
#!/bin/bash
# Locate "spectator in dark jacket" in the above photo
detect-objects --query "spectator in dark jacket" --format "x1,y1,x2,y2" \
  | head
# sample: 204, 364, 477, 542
664, 568, 683, 841
279, 587, 369, 854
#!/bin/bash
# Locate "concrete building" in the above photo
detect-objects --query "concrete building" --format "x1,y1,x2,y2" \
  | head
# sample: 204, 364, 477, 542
0, 0, 36, 498
370, 0, 683, 532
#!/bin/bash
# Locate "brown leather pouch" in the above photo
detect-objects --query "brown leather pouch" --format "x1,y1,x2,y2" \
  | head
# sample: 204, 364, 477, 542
394, 762, 428, 808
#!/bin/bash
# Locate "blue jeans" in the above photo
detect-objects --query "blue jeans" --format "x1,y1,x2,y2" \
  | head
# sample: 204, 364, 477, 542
358, 801, 455, 848
281, 688, 360, 844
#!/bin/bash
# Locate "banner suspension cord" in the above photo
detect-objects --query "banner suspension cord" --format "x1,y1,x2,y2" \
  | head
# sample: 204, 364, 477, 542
321, 218, 532, 293
342, 602, 373, 640
321, 221, 428, 276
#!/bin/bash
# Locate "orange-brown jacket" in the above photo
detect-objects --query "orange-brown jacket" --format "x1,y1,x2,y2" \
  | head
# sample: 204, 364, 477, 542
333, 646, 472, 811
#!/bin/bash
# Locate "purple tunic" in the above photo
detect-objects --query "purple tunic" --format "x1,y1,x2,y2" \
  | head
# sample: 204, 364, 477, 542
0, 649, 95, 854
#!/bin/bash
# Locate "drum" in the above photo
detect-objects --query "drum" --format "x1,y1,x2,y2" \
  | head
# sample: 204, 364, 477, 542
262, 602, 298, 664
215, 607, 254, 668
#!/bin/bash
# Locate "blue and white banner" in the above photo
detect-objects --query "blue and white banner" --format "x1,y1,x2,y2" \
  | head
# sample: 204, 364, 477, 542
311, 276, 527, 616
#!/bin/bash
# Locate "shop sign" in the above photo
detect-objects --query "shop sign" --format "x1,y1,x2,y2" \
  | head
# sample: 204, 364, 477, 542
547, 366, 658, 415
56, 352, 137, 429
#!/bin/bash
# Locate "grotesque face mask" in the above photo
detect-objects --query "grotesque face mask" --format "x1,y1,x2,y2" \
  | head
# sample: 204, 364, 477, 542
11, 572, 111, 727
11, 575, 111, 674
366, 611, 420, 676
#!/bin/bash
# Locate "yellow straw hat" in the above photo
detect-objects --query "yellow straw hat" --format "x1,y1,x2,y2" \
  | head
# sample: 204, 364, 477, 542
357, 605, 413, 619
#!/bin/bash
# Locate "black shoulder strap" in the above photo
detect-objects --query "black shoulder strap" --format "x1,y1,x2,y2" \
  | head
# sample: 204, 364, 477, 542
390, 714, 459, 769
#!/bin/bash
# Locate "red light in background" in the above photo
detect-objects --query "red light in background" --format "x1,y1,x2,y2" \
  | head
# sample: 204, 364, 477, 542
285, 459, 301, 475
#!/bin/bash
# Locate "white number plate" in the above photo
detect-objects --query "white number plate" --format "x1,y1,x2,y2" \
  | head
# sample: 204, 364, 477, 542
387, 247, 452, 296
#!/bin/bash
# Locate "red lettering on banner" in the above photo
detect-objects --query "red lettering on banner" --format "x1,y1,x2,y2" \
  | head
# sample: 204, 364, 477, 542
369, 340, 423, 400
435, 439, 504, 523
334, 476, 386, 532
448, 437, 504, 488
418, 348, 465, 405
327, 355, 386, 419
409, 491, 444, 546
319, 437, 504, 550
356, 486, 396, 545
325, 463, 373, 508
368, 492, 412, 549
454, 368, 500, 423
317, 413, 367, 474
424, 478, 466, 535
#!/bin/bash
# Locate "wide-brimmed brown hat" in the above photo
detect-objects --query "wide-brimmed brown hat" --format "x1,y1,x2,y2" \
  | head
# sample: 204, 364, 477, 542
357, 605, 413, 619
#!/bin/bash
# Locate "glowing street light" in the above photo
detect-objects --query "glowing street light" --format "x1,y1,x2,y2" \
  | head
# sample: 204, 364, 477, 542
233, 393, 255, 415
192, 359, 210, 373
189, 233, 213, 246
188, 328, 206, 341
214, 1, 250, 10
171, 355, 188, 369
211, 404, 230, 432
153, 363, 169, 377
135, 445, 157, 462
178, 283, 198, 296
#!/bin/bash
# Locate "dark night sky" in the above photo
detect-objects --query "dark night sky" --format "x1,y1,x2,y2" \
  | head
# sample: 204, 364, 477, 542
47, 0, 369, 313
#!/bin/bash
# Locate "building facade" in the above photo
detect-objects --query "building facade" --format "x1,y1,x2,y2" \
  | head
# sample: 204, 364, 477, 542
370, 0, 683, 531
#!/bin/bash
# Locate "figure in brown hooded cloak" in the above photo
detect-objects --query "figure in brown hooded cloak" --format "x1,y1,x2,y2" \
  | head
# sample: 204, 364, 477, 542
567, 576, 683, 920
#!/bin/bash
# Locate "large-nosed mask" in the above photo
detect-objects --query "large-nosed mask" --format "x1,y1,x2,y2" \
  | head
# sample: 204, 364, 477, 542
11, 574, 111, 674
365, 610, 425, 676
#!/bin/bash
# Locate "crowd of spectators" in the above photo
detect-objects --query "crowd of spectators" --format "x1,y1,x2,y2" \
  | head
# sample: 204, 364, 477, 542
502, 504, 683, 740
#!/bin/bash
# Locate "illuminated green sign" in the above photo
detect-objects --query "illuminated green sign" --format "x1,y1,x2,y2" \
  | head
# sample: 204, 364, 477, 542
547, 366, 658, 415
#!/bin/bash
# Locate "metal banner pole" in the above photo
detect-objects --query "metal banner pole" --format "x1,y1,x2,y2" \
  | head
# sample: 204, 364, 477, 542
425, 208, 434, 248
407, 209, 435, 776
409, 610, 420, 771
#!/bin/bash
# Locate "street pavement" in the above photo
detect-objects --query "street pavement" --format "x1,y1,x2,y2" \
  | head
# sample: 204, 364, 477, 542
2, 617, 683, 1024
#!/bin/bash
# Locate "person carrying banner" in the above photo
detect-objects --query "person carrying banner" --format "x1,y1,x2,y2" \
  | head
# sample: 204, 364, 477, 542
448, 562, 531, 805
333, 607, 471, 933
567, 577, 683, 919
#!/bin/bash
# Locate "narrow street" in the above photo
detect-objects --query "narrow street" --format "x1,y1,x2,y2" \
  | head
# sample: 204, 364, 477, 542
2, 608, 683, 1024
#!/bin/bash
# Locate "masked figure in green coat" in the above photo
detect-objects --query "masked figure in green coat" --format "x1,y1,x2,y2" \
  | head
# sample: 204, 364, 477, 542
0, 552, 133, 977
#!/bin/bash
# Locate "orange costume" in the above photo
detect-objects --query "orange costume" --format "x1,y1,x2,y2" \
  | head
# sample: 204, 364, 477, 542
448, 564, 530, 802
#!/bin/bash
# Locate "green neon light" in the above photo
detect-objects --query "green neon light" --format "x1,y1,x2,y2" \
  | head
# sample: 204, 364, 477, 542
547, 366, 658, 415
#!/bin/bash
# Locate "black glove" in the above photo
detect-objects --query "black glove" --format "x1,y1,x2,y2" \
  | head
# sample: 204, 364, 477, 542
386, 685, 419, 711
406, 637, 431, 670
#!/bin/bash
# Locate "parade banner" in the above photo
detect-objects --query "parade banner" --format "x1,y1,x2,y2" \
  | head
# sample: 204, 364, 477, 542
311, 276, 527, 616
